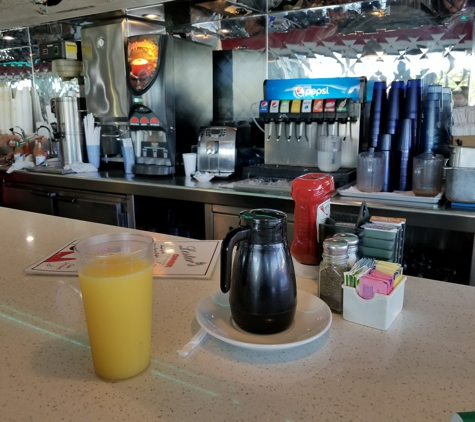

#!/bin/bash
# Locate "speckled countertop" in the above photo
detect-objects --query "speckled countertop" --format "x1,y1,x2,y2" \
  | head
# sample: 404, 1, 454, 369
1, 207, 474, 422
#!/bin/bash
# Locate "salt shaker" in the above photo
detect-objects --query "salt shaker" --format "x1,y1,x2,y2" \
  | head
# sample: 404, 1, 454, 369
318, 238, 349, 313
333, 233, 360, 268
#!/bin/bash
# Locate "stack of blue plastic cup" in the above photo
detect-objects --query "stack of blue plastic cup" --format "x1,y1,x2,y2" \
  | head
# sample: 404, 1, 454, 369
379, 133, 394, 192
395, 118, 413, 191
404, 79, 422, 154
421, 99, 441, 154
441, 87, 453, 154
385, 81, 405, 137
369, 81, 388, 149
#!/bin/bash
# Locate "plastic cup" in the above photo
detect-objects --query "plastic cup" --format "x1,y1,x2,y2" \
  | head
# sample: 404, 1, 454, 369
317, 135, 342, 172
121, 145, 135, 174
183, 152, 197, 176
412, 153, 443, 197
86, 144, 100, 169
74, 233, 154, 381
357, 148, 385, 192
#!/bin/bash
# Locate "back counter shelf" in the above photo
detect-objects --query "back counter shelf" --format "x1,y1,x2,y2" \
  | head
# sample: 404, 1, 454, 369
0, 167, 474, 285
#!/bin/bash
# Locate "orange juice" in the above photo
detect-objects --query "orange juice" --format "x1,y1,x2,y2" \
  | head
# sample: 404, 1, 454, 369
79, 255, 153, 380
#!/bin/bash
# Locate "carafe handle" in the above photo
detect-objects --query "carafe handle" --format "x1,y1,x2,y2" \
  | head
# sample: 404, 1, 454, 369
220, 226, 250, 293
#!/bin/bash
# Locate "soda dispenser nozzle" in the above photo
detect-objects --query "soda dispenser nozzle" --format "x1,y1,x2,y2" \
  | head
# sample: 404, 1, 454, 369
335, 98, 349, 139
259, 100, 273, 142
268, 121, 274, 141
300, 99, 312, 142
324, 98, 337, 136
289, 100, 302, 142
268, 99, 281, 142
311, 98, 326, 137
287, 121, 294, 142
278, 100, 290, 142
276, 121, 284, 141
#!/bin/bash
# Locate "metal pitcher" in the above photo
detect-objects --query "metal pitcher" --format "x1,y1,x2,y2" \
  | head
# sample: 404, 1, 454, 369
220, 209, 297, 334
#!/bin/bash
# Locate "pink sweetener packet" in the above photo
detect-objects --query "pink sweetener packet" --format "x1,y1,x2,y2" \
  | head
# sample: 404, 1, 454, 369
367, 268, 394, 288
358, 275, 392, 299
368, 269, 395, 289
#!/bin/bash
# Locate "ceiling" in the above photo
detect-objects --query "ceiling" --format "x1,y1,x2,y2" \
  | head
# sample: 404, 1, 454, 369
0, 0, 168, 31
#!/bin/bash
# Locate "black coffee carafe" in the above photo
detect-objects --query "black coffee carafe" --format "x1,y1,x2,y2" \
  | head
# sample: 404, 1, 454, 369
220, 209, 297, 334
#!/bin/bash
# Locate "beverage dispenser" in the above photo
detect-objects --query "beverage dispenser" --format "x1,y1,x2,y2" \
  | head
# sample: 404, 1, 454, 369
81, 18, 212, 175
50, 96, 86, 166
256, 77, 366, 182
126, 34, 173, 175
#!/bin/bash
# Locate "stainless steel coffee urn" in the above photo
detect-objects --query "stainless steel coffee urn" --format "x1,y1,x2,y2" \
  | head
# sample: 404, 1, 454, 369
51, 97, 86, 166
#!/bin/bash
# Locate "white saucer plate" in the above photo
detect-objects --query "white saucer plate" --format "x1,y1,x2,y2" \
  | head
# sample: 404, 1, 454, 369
195, 290, 332, 351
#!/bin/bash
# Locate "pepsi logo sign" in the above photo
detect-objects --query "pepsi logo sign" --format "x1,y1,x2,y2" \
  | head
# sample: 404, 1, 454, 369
294, 86, 330, 98
294, 86, 305, 98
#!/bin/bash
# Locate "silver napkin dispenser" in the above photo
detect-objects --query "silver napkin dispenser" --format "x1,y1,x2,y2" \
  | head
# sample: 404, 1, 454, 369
197, 126, 236, 177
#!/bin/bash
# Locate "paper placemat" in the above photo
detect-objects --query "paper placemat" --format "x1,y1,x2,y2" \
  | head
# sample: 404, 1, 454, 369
25, 239, 221, 279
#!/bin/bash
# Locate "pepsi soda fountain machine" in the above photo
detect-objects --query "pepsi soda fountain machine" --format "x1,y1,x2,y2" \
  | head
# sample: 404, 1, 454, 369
247, 77, 367, 187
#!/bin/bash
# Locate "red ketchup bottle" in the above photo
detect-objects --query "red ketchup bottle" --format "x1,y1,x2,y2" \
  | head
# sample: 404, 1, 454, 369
291, 173, 335, 272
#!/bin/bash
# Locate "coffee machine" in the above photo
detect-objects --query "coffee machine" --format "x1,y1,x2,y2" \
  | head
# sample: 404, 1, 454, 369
197, 126, 237, 177
81, 18, 213, 175
245, 77, 367, 186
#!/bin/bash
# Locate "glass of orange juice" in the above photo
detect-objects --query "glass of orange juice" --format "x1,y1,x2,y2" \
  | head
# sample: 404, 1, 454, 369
75, 233, 154, 381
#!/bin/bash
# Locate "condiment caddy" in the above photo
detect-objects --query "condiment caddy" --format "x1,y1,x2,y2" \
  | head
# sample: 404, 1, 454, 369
342, 276, 406, 331
341, 259, 406, 330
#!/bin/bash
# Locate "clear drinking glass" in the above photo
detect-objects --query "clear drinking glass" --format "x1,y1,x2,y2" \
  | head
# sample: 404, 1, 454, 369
75, 232, 154, 381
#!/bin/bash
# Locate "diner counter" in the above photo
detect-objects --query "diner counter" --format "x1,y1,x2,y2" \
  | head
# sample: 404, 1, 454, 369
1, 207, 474, 421
2, 167, 475, 232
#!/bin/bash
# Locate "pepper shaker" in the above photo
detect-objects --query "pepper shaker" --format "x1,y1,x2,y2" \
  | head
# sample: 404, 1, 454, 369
318, 238, 349, 313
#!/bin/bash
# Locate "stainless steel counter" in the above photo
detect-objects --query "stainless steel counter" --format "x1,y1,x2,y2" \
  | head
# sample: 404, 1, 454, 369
2, 168, 475, 284
2, 168, 474, 228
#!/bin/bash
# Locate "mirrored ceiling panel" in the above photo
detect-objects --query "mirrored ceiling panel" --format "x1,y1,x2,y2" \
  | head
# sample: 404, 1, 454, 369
262, 3, 475, 102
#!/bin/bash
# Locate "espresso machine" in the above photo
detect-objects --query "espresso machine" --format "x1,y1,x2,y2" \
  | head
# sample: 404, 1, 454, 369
245, 77, 367, 186
81, 18, 213, 175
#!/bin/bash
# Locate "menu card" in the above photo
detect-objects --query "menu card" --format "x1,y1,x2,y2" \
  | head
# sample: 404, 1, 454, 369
25, 239, 221, 279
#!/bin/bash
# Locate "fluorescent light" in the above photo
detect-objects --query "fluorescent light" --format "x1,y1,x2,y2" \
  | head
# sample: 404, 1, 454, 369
142, 13, 160, 19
